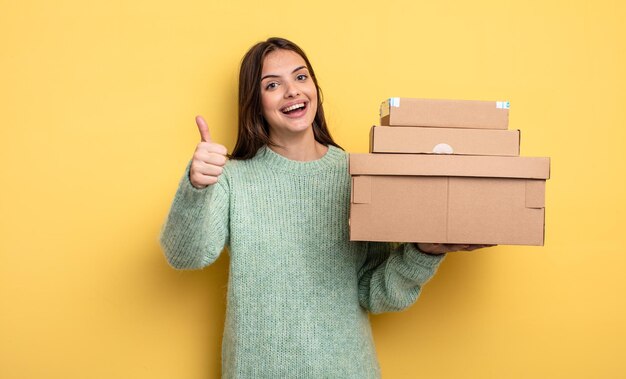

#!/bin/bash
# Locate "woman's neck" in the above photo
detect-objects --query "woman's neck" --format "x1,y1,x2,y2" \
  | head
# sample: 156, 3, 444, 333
268, 129, 328, 161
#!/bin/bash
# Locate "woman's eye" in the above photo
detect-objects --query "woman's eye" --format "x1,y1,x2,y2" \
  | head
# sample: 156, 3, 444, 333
265, 82, 278, 90
296, 74, 308, 81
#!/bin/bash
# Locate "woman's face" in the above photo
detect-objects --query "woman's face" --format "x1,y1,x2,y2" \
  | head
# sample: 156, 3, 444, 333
260, 49, 318, 140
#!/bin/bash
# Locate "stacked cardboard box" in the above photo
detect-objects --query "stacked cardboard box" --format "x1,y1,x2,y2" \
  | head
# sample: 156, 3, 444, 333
349, 98, 551, 246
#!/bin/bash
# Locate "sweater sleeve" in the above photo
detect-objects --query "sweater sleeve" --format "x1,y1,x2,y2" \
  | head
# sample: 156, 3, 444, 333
357, 242, 445, 314
159, 162, 230, 270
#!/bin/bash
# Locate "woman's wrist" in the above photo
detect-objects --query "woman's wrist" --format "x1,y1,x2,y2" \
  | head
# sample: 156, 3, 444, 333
415, 243, 444, 255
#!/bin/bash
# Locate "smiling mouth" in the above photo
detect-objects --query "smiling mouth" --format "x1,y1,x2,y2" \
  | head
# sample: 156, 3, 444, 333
281, 102, 307, 114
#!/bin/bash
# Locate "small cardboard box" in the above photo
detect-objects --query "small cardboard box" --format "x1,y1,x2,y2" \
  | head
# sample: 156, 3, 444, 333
349, 154, 550, 245
370, 126, 520, 156
380, 98, 510, 129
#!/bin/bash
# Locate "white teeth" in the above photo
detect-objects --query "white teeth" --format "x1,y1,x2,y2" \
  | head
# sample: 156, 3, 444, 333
282, 103, 305, 112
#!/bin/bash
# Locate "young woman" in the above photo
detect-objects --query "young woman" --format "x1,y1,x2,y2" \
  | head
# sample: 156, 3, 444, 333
160, 37, 488, 378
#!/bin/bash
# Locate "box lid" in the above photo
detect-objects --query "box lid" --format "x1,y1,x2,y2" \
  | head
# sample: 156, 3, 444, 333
349, 153, 550, 179
380, 97, 510, 129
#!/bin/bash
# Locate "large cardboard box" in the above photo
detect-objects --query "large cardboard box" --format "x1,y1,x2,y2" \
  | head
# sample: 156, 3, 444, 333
380, 98, 510, 129
370, 126, 520, 156
349, 154, 550, 245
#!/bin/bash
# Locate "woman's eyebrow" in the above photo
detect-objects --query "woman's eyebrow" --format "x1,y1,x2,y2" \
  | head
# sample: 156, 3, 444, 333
292, 65, 308, 73
261, 66, 308, 81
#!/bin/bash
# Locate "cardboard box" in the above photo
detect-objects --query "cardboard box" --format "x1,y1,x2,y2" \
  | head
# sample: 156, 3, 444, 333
380, 98, 510, 129
349, 154, 550, 245
370, 126, 520, 156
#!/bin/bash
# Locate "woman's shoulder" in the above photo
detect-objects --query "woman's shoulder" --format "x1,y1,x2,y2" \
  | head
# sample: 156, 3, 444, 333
222, 156, 250, 175
326, 144, 349, 168
222, 148, 264, 177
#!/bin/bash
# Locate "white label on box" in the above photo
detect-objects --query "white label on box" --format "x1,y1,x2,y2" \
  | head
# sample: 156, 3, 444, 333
390, 97, 400, 107
496, 101, 510, 109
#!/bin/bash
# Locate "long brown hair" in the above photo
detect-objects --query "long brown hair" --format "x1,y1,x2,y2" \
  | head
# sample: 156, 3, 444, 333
230, 37, 342, 160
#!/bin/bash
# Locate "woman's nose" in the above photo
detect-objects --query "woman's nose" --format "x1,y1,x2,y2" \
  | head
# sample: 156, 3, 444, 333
284, 81, 300, 98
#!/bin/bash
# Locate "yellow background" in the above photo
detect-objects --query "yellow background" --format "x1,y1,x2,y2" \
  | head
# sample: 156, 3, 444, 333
1, 0, 625, 378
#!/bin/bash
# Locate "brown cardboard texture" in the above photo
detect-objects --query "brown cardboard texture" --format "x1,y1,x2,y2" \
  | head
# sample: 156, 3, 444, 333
349, 154, 550, 246
380, 98, 510, 129
370, 126, 520, 156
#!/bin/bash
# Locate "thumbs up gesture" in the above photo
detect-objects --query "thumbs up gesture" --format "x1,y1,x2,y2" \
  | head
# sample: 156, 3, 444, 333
189, 115, 229, 189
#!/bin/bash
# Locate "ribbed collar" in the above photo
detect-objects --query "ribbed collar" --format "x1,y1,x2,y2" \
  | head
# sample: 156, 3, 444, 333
255, 144, 345, 175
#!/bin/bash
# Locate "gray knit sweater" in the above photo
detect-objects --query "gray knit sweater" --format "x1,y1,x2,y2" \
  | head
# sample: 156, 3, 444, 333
160, 145, 445, 378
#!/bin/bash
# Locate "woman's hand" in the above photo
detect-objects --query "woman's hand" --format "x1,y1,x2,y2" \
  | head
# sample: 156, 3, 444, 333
416, 243, 496, 255
189, 115, 229, 189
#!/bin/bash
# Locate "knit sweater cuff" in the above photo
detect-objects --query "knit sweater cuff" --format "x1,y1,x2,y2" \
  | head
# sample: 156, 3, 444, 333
404, 243, 446, 269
